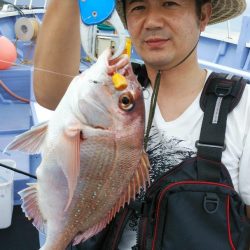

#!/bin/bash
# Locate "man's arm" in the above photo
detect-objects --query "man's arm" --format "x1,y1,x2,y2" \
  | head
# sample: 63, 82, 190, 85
33, 0, 81, 110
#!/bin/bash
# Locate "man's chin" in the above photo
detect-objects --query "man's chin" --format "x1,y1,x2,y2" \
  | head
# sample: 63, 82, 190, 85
143, 58, 176, 71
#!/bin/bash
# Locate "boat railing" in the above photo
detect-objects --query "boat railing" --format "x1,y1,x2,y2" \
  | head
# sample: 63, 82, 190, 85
13, 0, 47, 9
1, 0, 47, 10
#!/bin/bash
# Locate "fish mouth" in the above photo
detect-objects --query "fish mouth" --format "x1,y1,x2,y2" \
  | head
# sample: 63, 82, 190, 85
94, 126, 106, 130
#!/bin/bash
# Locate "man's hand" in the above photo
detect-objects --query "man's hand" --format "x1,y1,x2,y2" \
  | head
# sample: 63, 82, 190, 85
107, 54, 133, 78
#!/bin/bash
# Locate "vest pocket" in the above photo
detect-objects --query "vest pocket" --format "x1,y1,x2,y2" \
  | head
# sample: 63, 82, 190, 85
151, 183, 246, 250
228, 196, 250, 250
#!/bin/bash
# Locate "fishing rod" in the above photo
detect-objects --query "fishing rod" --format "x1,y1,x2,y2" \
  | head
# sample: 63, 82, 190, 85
0, 162, 37, 179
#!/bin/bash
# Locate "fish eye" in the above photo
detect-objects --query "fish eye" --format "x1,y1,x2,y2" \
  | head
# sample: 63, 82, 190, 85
119, 92, 134, 111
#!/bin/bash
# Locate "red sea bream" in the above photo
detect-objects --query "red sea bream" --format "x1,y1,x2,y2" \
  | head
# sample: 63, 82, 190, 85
5, 50, 149, 250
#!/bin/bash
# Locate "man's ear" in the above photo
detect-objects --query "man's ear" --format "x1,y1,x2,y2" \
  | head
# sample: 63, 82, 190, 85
200, 2, 212, 32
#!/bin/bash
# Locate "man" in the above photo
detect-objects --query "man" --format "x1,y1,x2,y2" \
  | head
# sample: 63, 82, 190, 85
34, 0, 250, 249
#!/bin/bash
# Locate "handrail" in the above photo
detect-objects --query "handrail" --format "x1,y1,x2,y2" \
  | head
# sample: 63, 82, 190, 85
8, 0, 47, 10
198, 59, 250, 79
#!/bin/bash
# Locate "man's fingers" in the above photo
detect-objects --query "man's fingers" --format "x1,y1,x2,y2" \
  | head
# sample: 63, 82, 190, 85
107, 54, 130, 75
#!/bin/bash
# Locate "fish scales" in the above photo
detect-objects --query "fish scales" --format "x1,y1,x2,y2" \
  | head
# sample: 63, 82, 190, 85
69, 127, 143, 230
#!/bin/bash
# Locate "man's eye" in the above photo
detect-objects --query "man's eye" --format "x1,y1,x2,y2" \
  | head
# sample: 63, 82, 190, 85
163, 1, 178, 7
130, 5, 145, 12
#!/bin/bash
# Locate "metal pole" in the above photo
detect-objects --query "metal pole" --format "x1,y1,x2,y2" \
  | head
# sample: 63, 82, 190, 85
29, 0, 33, 9
0, 163, 37, 180
226, 21, 231, 39
44, 0, 48, 9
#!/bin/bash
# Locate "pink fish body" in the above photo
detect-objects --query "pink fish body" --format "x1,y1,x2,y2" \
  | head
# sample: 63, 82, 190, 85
5, 50, 149, 250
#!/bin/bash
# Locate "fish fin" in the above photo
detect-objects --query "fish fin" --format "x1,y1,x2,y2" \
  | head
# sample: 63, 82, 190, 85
72, 152, 150, 246
71, 153, 150, 246
140, 150, 151, 185
71, 152, 150, 246
18, 183, 47, 234
119, 150, 151, 209
4, 121, 48, 154
59, 123, 81, 212
72, 217, 110, 245
128, 150, 150, 199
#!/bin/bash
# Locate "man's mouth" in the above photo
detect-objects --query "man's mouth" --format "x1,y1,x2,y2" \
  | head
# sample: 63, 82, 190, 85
145, 38, 169, 48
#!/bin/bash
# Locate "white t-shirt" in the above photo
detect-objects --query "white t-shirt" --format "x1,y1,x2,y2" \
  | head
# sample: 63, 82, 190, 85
118, 71, 250, 250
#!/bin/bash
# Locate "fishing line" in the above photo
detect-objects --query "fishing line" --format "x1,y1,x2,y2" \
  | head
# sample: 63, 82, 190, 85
0, 58, 76, 79
144, 70, 161, 149
162, 39, 200, 73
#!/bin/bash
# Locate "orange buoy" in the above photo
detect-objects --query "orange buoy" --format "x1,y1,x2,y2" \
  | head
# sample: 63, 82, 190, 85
0, 36, 17, 70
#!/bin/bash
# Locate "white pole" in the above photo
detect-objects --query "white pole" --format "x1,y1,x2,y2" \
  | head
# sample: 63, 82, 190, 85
226, 21, 231, 39
29, 0, 33, 9
44, 0, 48, 9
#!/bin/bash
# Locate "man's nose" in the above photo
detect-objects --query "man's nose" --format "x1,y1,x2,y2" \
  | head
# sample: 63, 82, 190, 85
144, 8, 165, 30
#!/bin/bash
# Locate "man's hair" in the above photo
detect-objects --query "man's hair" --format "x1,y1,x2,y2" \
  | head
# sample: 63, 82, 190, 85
195, 0, 211, 19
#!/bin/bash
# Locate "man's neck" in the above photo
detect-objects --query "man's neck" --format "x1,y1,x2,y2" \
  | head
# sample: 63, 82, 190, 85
145, 56, 207, 121
146, 52, 204, 92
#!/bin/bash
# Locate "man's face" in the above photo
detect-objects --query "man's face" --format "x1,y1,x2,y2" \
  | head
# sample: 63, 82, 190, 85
124, 0, 211, 70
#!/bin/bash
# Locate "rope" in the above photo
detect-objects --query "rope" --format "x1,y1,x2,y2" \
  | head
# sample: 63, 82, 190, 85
0, 0, 25, 16
0, 80, 30, 103
144, 70, 161, 150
